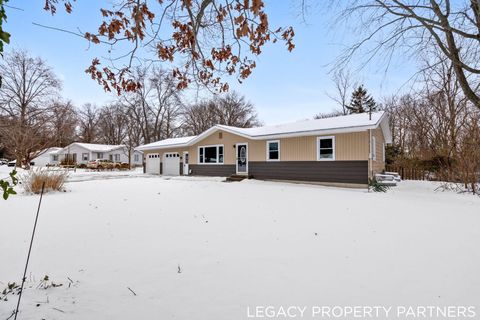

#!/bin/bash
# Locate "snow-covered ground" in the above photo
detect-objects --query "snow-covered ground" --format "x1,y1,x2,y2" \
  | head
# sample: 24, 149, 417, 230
1, 168, 479, 319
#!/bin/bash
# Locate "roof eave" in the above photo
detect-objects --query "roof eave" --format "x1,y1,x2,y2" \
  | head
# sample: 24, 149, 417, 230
135, 142, 190, 151
247, 124, 379, 140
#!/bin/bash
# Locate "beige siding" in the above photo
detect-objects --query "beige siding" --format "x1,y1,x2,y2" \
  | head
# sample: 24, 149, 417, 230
277, 132, 369, 161
190, 130, 263, 164
279, 136, 316, 161
334, 132, 369, 160
143, 129, 373, 166
369, 127, 386, 175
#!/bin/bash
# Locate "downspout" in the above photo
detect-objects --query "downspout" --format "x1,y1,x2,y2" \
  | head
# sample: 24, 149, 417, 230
369, 129, 373, 178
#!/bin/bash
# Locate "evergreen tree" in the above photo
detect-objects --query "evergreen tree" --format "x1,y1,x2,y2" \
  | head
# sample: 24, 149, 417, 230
347, 85, 377, 114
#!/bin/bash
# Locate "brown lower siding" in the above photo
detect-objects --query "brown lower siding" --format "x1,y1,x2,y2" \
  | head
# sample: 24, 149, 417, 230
248, 161, 368, 184
189, 164, 236, 176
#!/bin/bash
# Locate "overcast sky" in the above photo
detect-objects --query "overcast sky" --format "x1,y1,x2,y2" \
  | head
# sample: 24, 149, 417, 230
4, 1, 416, 124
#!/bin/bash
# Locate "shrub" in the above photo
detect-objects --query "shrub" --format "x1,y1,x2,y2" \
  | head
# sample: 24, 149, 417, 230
368, 177, 389, 193
21, 168, 69, 194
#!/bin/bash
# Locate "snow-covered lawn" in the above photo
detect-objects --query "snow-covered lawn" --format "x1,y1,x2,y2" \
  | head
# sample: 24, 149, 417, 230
1, 169, 479, 319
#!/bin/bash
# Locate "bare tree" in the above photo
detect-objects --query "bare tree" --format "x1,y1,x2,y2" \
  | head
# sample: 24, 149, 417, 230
331, 0, 480, 110
0, 49, 61, 168
182, 100, 218, 135
385, 54, 480, 192
97, 103, 128, 145
77, 103, 100, 143
215, 92, 261, 127
313, 110, 345, 119
327, 68, 358, 115
48, 100, 78, 147
120, 67, 182, 144
182, 91, 260, 135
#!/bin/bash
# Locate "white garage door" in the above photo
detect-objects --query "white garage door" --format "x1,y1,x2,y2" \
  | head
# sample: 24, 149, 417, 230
163, 153, 180, 176
146, 153, 160, 174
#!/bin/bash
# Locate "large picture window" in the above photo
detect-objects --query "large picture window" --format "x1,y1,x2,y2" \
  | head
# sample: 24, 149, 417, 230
317, 136, 335, 160
371, 136, 377, 161
199, 145, 224, 164
267, 140, 280, 161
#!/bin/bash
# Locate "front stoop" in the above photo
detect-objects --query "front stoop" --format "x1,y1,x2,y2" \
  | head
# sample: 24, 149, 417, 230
225, 174, 250, 182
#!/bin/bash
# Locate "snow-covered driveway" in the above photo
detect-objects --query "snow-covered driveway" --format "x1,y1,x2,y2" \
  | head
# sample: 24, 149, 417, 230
1, 175, 479, 319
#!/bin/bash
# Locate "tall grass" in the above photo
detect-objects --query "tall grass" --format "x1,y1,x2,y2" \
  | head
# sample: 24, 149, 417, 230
21, 168, 69, 194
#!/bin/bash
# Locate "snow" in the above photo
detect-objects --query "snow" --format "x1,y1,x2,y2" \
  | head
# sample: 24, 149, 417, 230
136, 136, 198, 151
1, 173, 479, 319
218, 111, 385, 138
136, 112, 388, 151
61, 143, 127, 153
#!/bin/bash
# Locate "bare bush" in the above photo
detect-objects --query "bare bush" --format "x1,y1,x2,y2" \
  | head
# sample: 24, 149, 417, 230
21, 169, 69, 194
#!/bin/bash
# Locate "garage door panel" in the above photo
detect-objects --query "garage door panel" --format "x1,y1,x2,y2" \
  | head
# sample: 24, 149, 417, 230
163, 153, 180, 176
146, 153, 160, 174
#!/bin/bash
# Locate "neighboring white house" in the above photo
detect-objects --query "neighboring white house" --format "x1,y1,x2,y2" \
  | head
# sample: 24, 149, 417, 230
31, 147, 62, 167
55, 143, 143, 166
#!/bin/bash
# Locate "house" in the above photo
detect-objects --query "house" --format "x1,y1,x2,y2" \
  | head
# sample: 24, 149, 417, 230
56, 143, 144, 166
31, 147, 62, 166
136, 111, 392, 186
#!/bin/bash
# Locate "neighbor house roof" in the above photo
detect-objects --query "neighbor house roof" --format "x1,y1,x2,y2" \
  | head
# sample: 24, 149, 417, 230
56, 142, 133, 154
32, 147, 62, 158
136, 111, 392, 151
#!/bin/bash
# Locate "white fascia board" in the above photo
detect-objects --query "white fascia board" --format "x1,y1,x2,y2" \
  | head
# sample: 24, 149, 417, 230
136, 142, 189, 151
380, 117, 393, 144
247, 125, 378, 140
186, 125, 253, 146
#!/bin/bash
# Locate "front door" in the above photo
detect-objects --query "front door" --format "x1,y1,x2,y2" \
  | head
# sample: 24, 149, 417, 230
236, 143, 248, 174
183, 152, 189, 175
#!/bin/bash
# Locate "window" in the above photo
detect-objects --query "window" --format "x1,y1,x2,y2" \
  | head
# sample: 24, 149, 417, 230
97, 152, 104, 159
52, 155, 58, 161
317, 136, 335, 160
267, 140, 280, 161
114, 154, 120, 162
165, 153, 179, 158
82, 153, 89, 161
134, 154, 140, 162
382, 142, 385, 162
371, 136, 377, 161
198, 145, 224, 164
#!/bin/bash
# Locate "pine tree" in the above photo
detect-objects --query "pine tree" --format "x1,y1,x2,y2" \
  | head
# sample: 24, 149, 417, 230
346, 85, 377, 114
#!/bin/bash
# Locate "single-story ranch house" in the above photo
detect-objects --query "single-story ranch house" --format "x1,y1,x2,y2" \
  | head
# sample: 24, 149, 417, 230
136, 111, 392, 186
31, 147, 62, 167
44, 143, 144, 166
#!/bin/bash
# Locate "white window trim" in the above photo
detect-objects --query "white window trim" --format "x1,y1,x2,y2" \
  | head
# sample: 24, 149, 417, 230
371, 136, 377, 161
317, 136, 335, 161
382, 142, 385, 162
236, 142, 249, 174
198, 144, 224, 165
266, 140, 280, 161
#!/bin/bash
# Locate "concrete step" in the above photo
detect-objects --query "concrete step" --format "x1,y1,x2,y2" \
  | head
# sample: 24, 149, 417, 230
225, 174, 249, 182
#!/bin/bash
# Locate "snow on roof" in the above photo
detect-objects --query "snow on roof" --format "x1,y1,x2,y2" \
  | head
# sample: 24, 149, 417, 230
32, 147, 62, 157
218, 111, 385, 138
136, 111, 390, 150
136, 136, 197, 151
76, 143, 125, 152
56, 143, 126, 153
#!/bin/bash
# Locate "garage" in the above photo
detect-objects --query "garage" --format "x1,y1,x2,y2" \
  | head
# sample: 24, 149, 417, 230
146, 153, 160, 174
163, 153, 180, 176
